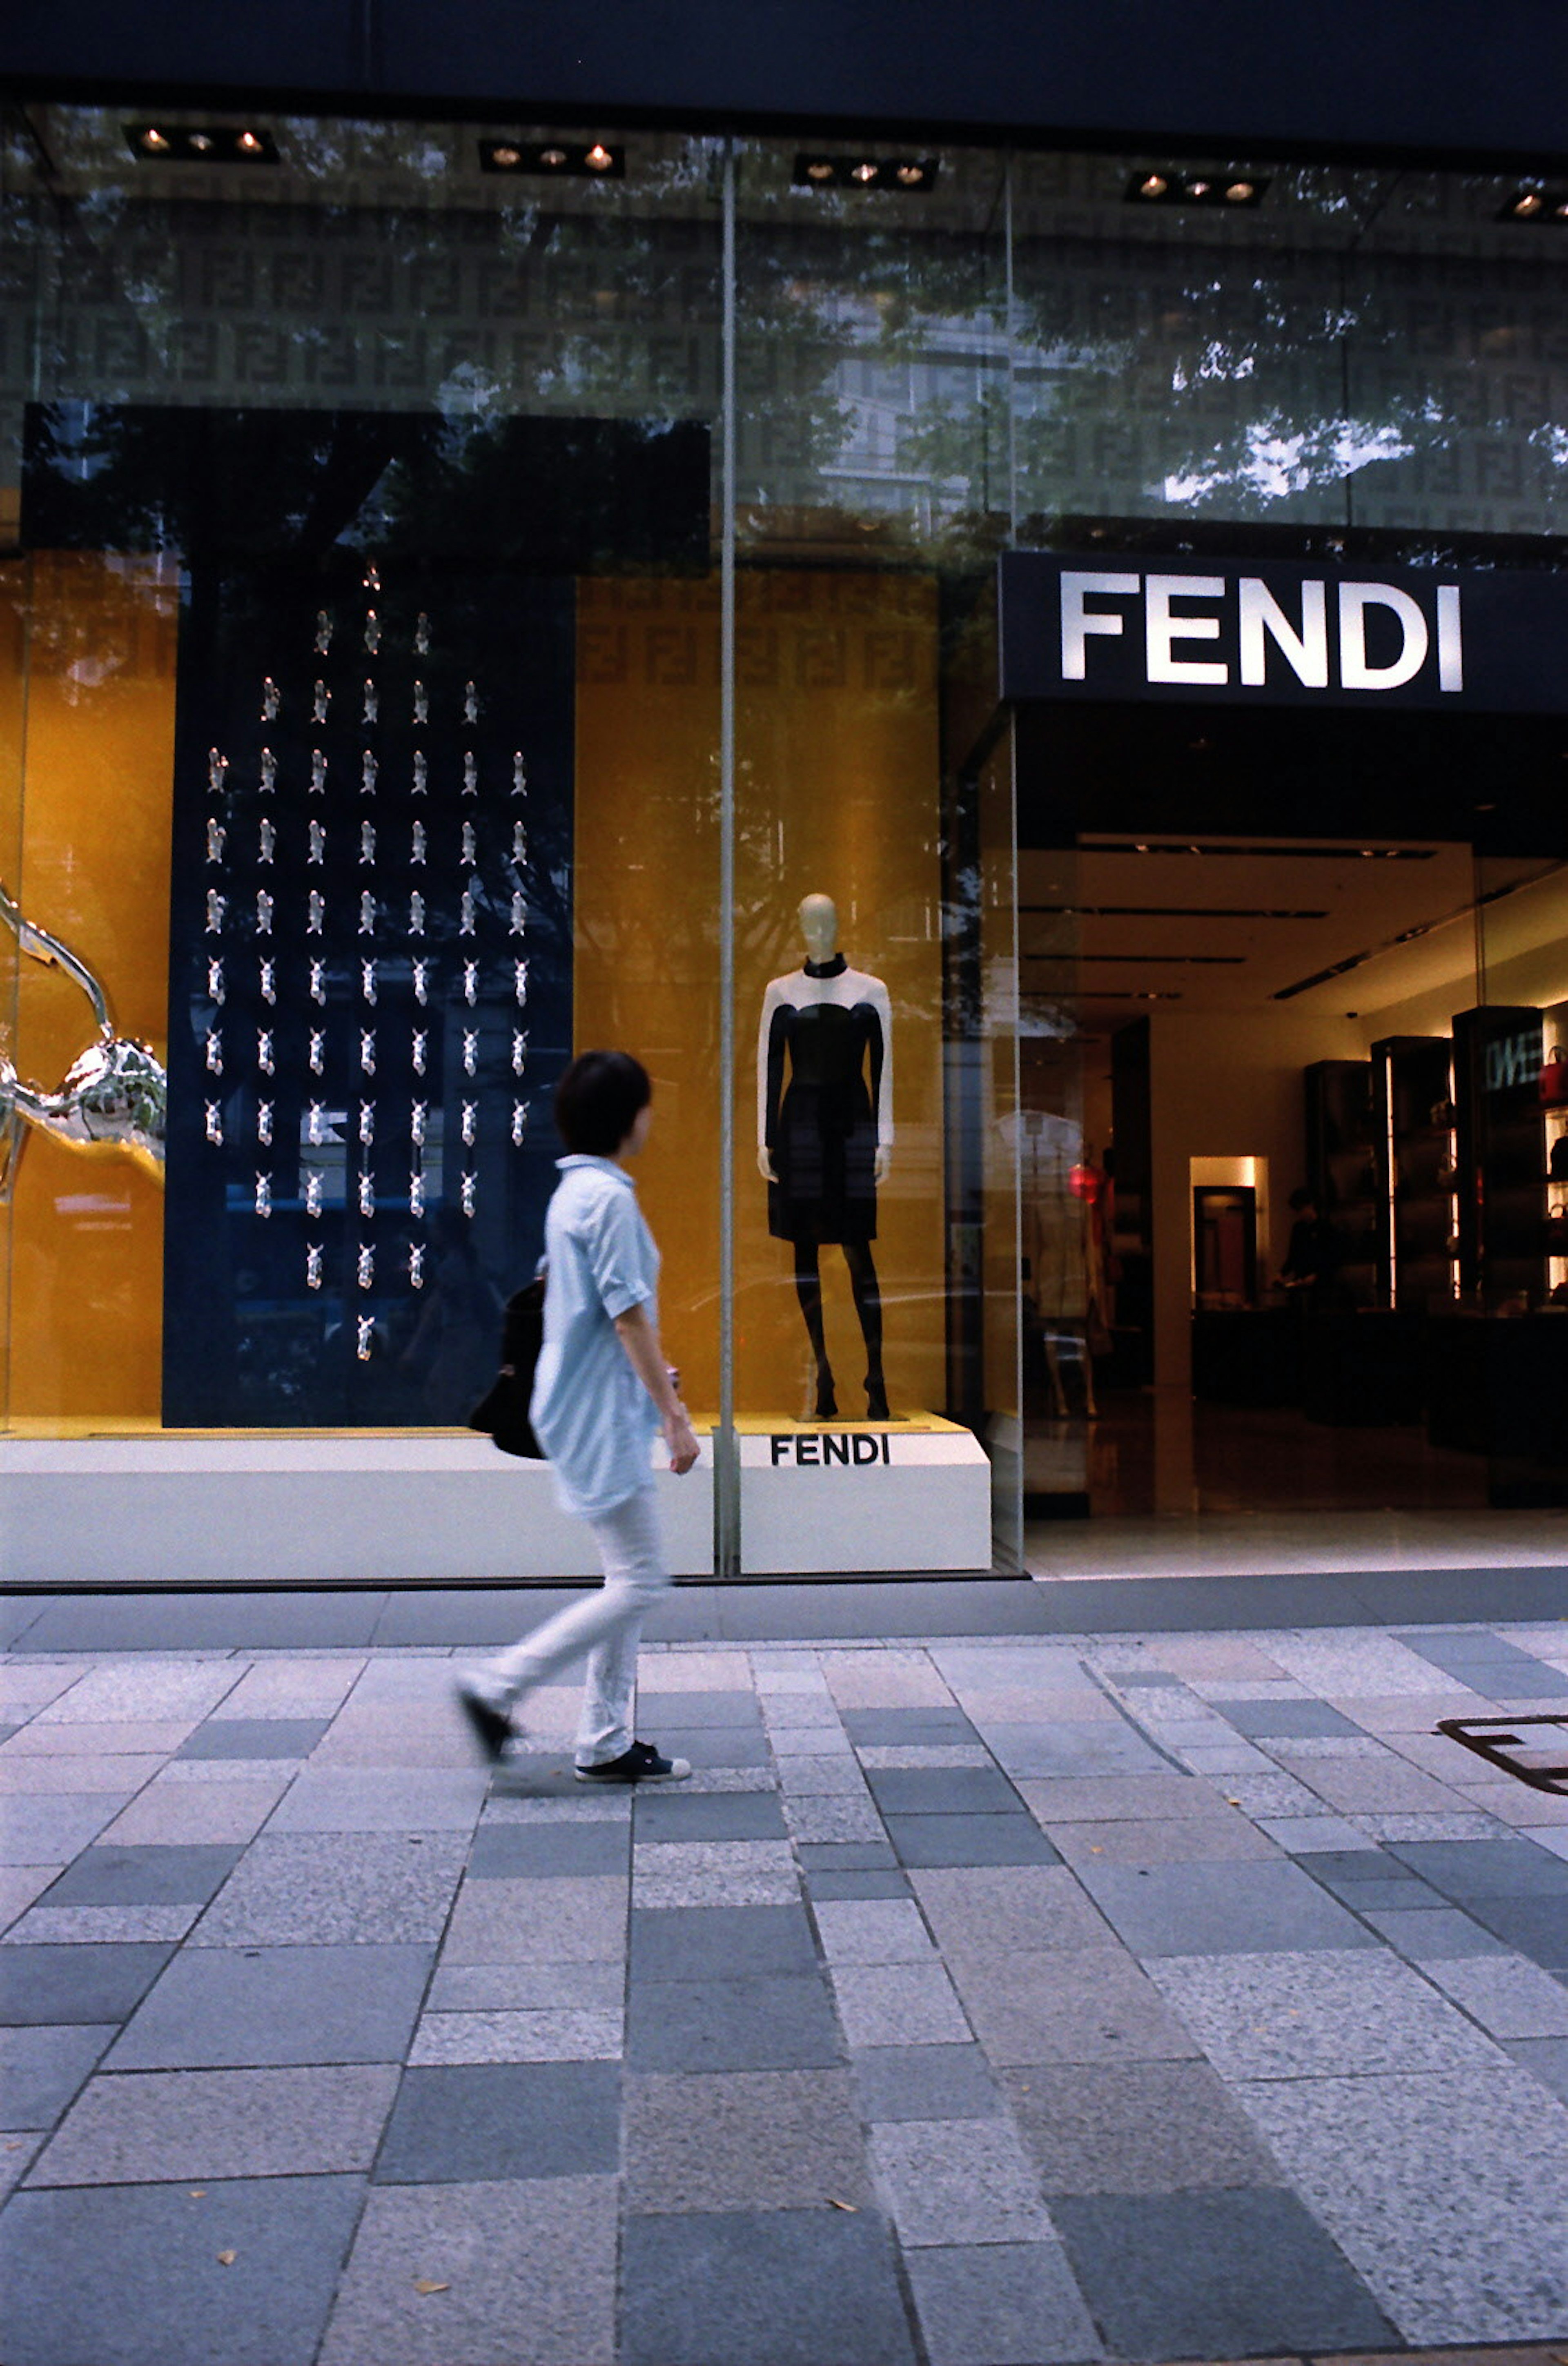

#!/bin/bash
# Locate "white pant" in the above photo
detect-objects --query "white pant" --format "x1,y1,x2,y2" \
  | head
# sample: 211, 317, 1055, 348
484, 1484, 669, 1766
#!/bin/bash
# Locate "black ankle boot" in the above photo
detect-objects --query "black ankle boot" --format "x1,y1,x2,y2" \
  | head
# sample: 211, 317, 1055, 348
865, 1377, 889, 1420
815, 1370, 838, 1420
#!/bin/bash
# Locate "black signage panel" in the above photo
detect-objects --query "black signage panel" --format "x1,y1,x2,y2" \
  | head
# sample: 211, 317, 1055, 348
999, 551, 1568, 716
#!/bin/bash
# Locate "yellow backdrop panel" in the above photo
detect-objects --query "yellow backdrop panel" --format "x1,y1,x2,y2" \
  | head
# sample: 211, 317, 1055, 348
575, 570, 944, 1419
4, 554, 176, 1425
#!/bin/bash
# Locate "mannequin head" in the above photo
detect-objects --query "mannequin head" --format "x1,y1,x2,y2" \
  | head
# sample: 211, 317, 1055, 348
799, 893, 839, 963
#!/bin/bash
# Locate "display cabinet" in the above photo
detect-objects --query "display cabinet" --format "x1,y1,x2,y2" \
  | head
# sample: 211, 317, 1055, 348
1372, 1035, 1459, 1313
1452, 1005, 1547, 1312
1303, 1059, 1378, 1308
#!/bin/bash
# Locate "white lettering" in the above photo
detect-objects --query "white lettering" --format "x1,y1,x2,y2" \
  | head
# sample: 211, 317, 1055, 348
1436, 584, 1463, 693
1237, 577, 1329, 687
1339, 582, 1429, 691
1060, 571, 1139, 680
1145, 575, 1228, 686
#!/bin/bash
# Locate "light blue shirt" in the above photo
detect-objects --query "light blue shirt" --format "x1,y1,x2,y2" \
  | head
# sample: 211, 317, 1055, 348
529, 1154, 661, 1521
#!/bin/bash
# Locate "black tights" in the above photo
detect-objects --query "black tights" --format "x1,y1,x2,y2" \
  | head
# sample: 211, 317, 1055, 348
792, 1240, 887, 1419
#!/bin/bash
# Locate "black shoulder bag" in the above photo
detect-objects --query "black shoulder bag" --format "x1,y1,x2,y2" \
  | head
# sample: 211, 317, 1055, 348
468, 1272, 546, 1459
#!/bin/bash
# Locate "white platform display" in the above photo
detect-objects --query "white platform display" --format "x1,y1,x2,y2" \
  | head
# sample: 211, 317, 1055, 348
737, 1417, 991, 1574
0, 1415, 991, 1586
0, 1435, 713, 1588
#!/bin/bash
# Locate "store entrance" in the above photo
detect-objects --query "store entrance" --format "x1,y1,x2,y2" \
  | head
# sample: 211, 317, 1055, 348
1014, 697, 1568, 1535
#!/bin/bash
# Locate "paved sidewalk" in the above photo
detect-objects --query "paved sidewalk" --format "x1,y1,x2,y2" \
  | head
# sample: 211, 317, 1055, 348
2, 1619, 1567, 2365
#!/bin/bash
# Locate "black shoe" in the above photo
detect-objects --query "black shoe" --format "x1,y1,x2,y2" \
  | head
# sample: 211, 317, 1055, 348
814, 1370, 838, 1420
575, 1740, 692, 1785
865, 1379, 890, 1420
454, 1675, 512, 1765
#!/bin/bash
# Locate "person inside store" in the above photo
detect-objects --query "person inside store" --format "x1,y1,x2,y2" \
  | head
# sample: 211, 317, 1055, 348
1276, 1185, 1341, 1308
454, 1049, 700, 1783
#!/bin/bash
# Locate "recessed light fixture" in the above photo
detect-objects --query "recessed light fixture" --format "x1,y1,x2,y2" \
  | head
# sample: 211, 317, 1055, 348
793, 154, 938, 192
127, 123, 278, 164
479, 139, 624, 178
1127, 167, 1267, 209
1500, 183, 1568, 222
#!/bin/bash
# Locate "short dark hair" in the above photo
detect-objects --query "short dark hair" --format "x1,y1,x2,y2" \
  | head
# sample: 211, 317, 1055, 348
554, 1049, 652, 1155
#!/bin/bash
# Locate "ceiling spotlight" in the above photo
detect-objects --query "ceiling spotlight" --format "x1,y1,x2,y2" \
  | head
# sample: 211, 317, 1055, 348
139, 127, 170, 153
584, 143, 613, 172
1187, 178, 1211, 197
793, 153, 938, 193
127, 122, 278, 164
1512, 190, 1544, 215
895, 163, 927, 187
851, 160, 879, 183
1138, 173, 1168, 198
806, 159, 834, 181
491, 145, 521, 168
236, 130, 263, 155
188, 133, 214, 153
1499, 183, 1568, 221
1127, 167, 1267, 208
1224, 180, 1254, 203
540, 147, 568, 167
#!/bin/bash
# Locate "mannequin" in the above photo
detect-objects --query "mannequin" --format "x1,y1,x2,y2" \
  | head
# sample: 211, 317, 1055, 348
758, 893, 893, 1419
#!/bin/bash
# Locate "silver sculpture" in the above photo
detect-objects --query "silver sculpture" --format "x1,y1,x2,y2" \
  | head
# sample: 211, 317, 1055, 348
462, 751, 478, 795
360, 820, 376, 864
512, 1101, 528, 1147
463, 961, 479, 1007
309, 959, 327, 1006
459, 890, 476, 936
205, 1028, 224, 1074
205, 1101, 223, 1146
208, 748, 229, 795
359, 1029, 376, 1077
512, 751, 526, 796
514, 958, 528, 1003
259, 747, 276, 793
308, 1029, 325, 1075
206, 889, 226, 933
510, 892, 528, 936
307, 1101, 327, 1147
254, 1172, 272, 1218
256, 889, 274, 936
460, 1172, 477, 1217
307, 891, 325, 935
207, 958, 225, 1005
414, 612, 430, 654
461, 1100, 477, 1147
310, 750, 327, 794
361, 959, 377, 1006
308, 820, 326, 864
411, 1030, 427, 1077
257, 1029, 275, 1076
304, 1169, 324, 1218
364, 611, 382, 655
409, 1241, 425, 1286
463, 680, 479, 724
413, 681, 428, 725
361, 752, 377, 798
312, 680, 331, 724
258, 1101, 273, 1147
361, 680, 378, 725
356, 1313, 374, 1359
410, 821, 427, 865
358, 892, 375, 936
358, 1170, 374, 1219
262, 678, 280, 721
306, 1242, 323, 1289
412, 751, 428, 795
409, 1171, 425, 1219
412, 956, 429, 1003
358, 1103, 374, 1147
512, 1029, 528, 1074
512, 821, 527, 863
461, 821, 477, 865
315, 609, 333, 654
357, 1244, 374, 1290
258, 817, 276, 863
206, 817, 226, 863
259, 960, 276, 1006
462, 1029, 478, 1077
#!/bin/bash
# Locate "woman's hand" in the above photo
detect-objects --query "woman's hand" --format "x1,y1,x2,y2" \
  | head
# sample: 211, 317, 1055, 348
664, 1408, 700, 1475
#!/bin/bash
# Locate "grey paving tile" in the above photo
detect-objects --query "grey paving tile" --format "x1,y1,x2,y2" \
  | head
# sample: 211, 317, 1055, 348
886, 1813, 1060, 1867
1213, 1769, 1332, 1818
106, 1943, 432, 2067
376, 2059, 620, 2181
265, 1768, 488, 1831
1423, 1952, 1568, 2036
855, 1744, 995, 1769
863, 1766, 1024, 1817
795, 1840, 898, 1871
1017, 1772, 1229, 1823
630, 1904, 817, 1983
1465, 1894, 1568, 1968
191, 1830, 466, 1945
1218, 1697, 1367, 1738
804, 1868, 912, 1900
871, 2115, 1051, 2245
781, 1793, 888, 1844
976, 1723, 1174, 1779
813, 1898, 935, 1963
1052, 2186, 1393, 2354
1236, 2065, 1568, 2341
427, 1961, 625, 2013
483, 1785, 632, 1821
99, 1776, 292, 1847
0, 2172, 363, 2366
177, 1718, 328, 1760
842, 1709, 979, 1745
633, 1839, 799, 1907
27, 2063, 399, 2184
910, 1866, 1113, 1958
0, 1792, 134, 1863
1002, 2059, 1285, 2194
848, 2038, 999, 2124
36, 1843, 241, 1909
1256, 1812, 1379, 1853
1364, 1905, 1511, 1959
621, 2206, 916, 2366
1278, 1754, 1481, 1815
762, 1725, 851, 1757
947, 1947, 1201, 2066
625, 2067, 871, 2212
1076, 1858, 1382, 1956
1503, 2035, 1568, 2104
1390, 1836, 1568, 1899
0, 2023, 116, 2128
1350, 1811, 1504, 1842
0, 2130, 42, 2196
773, 1753, 872, 1794
905, 2240, 1104, 2366
210, 1660, 364, 1720
626, 1972, 842, 2072
466, 1821, 630, 1877
831, 1961, 972, 2047
5, 1903, 202, 1945
0, 1943, 173, 2026
0, 1753, 197, 1797
36, 1662, 243, 1725
1147, 1948, 1509, 2078
409, 2007, 621, 2063
317, 2175, 619, 2366
0, 1717, 196, 1758
1047, 1813, 1278, 1866
637, 1689, 762, 1729
441, 1874, 628, 1965
634, 1789, 788, 1841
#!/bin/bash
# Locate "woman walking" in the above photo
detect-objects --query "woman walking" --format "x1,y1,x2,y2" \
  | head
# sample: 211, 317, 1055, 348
455, 1049, 699, 1782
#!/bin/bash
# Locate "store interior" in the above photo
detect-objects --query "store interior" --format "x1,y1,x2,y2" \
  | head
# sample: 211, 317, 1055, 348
1016, 693, 1568, 1528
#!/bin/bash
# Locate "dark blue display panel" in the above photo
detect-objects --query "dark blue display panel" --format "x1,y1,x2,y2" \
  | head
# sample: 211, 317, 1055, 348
22, 403, 708, 1426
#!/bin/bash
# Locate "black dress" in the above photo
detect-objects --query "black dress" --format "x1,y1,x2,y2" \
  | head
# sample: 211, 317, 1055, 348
762, 961, 888, 1245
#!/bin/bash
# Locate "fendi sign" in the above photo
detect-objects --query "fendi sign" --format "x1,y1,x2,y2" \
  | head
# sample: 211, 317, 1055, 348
998, 552, 1568, 713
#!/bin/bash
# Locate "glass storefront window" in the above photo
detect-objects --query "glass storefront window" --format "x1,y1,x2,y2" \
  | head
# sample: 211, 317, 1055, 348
3, 107, 1567, 1570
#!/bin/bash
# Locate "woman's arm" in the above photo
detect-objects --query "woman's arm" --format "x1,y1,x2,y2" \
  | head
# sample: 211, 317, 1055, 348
613, 1302, 700, 1473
